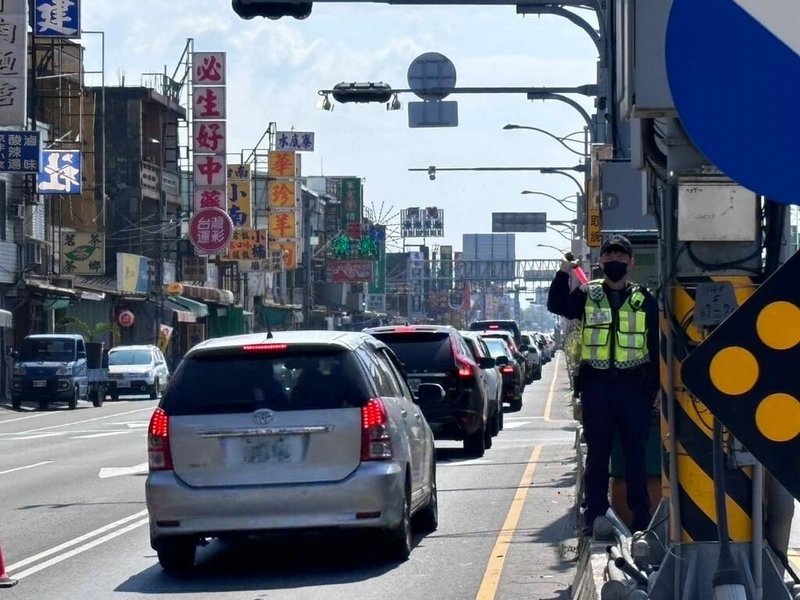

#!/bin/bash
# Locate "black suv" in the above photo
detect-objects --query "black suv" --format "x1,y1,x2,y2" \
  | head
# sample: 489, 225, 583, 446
469, 320, 522, 347
365, 325, 493, 457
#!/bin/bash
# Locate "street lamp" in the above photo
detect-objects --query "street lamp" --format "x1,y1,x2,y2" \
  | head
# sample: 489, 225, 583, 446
537, 243, 568, 255
521, 190, 578, 213
410, 164, 585, 179
503, 124, 586, 157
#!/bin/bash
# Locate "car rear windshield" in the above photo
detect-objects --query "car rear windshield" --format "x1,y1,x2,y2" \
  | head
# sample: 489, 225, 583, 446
370, 332, 453, 372
108, 349, 151, 366
162, 347, 372, 415
483, 338, 511, 359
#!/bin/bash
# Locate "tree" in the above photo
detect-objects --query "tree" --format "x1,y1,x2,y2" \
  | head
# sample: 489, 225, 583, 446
58, 317, 120, 342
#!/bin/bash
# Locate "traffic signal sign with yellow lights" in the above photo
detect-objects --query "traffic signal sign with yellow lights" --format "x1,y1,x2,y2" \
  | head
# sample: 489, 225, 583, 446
682, 250, 800, 500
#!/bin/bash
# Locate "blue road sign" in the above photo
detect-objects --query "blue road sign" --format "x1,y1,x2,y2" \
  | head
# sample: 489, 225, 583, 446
666, 0, 800, 206
39, 150, 82, 194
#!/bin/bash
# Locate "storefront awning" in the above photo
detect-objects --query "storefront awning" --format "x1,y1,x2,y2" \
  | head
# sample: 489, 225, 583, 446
27, 280, 104, 302
0, 309, 12, 329
179, 283, 235, 305
170, 295, 209, 318
163, 299, 196, 323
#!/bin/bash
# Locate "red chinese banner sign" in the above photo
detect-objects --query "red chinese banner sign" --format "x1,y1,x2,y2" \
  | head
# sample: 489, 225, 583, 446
329, 260, 374, 283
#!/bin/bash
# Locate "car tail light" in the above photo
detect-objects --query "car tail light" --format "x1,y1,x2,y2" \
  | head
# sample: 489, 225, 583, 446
242, 343, 288, 352
148, 407, 173, 471
451, 337, 477, 378
488, 325, 500, 329
361, 398, 392, 461
501, 365, 515, 374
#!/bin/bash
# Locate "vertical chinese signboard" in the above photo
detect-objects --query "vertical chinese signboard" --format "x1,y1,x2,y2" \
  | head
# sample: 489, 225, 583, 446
191, 51, 228, 253
227, 163, 251, 228
338, 177, 362, 239
0, 0, 27, 127
268, 150, 300, 269
367, 225, 386, 312
226, 228, 267, 261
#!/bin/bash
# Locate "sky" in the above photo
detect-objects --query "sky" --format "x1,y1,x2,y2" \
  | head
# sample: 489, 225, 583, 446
78, 0, 598, 260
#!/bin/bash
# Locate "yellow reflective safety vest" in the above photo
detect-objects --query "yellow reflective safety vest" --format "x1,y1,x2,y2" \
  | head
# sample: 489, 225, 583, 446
580, 280, 649, 369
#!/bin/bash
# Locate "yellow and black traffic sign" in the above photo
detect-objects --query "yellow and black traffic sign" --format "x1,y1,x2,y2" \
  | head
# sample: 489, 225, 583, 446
681, 250, 800, 501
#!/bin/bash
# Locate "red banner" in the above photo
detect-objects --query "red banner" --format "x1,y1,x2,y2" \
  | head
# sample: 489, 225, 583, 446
329, 260, 374, 283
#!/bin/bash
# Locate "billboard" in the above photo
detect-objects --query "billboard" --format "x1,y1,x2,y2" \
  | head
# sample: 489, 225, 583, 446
401, 207, 444, 238
491, 212, 546, 233
461, 234, 516, 282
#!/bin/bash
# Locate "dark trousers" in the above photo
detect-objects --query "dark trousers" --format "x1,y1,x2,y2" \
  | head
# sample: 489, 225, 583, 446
581, 372, 652, 528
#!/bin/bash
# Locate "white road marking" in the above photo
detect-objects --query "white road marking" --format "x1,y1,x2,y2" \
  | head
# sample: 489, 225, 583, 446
0, 411, 54, 425
733, 0, 800, 57
502, 421, 528, 430
6, 510, 148, 574
72, 431, 132, 439
6, 406, 153, 435
8, 518, 149, 580
0, 460, 53, 476
98, 462, 148, 478
0, 432, 62, 440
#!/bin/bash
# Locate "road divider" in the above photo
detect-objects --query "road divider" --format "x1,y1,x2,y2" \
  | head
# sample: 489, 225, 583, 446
5, 510, 148, 580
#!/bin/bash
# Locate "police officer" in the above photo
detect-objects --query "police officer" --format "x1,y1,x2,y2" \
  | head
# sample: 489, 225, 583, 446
547, 235, 659, 536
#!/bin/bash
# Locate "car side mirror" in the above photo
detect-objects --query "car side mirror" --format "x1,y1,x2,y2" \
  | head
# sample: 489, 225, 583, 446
495, 355, 509, 366
10, 349, 18, 359
478, 356, 496, 369
417, 383, 446, 403
78, 352, 87, 360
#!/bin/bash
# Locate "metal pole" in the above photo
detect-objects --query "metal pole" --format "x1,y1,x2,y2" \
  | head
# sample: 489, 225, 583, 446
752, 462, 764, 600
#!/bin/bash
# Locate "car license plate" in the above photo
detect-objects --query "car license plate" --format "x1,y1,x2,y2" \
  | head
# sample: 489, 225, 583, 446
116, 381, 130, 388
242, 437, 298, 464
33, 380, 46, 388
407, 378, 421, 393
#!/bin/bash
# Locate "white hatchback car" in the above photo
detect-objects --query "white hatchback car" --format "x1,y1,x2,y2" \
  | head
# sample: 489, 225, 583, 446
145, 331, 438, 572
107, 345, 170, 400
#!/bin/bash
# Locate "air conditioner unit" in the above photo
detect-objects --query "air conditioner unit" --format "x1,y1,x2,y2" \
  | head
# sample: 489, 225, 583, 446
24, 241, 43, 266
9, 204, 24, 219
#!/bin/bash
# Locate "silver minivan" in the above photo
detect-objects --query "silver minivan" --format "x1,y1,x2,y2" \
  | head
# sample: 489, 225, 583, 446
145, 331, 438, 572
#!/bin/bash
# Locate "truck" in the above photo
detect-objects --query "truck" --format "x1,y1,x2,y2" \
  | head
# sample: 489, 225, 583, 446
11, 334, 96, 410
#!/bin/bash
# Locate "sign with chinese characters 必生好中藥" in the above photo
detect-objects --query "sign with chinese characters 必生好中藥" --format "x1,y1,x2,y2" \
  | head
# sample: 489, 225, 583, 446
276, 131, 315, 152
190, 207, 234, 255
225, 228, 267, 261
193, 121, 226, 154
191, 50, 227, 253
39, 150, 81, 194
227, 163, 251, 228
0, 131, 40, 172
60, 231, 104, 275
34, 0, 80, 38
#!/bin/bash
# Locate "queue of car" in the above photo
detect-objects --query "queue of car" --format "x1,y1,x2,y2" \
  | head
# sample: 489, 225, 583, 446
144, 321, 556, 573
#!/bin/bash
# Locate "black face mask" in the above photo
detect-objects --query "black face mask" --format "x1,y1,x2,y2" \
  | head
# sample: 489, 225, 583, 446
602, 260, 628, 283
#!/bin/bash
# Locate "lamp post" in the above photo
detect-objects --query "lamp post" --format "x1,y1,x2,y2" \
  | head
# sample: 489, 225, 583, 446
503, 124, 586, 157
537, 243, 569, 255
521, 190, 578, 213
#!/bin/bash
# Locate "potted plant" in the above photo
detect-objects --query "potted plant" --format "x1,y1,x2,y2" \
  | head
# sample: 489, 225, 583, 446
58, 317, 120, 368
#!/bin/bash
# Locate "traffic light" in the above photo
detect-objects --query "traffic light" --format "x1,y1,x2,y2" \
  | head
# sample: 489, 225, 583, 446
331, 82, 394, 104
232, 0, 312, 19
